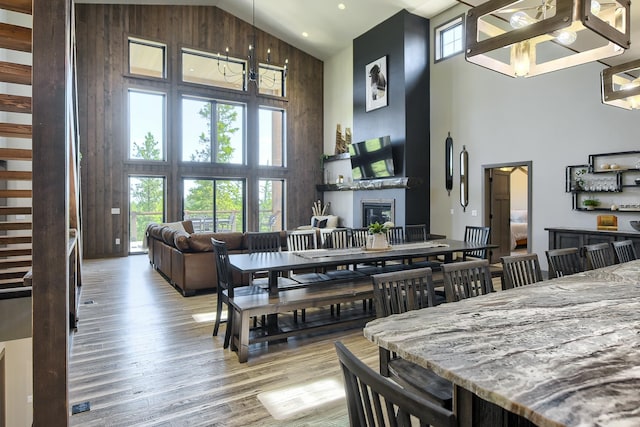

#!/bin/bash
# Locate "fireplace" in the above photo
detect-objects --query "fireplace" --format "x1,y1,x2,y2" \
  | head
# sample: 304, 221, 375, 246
361, 199, 394, 226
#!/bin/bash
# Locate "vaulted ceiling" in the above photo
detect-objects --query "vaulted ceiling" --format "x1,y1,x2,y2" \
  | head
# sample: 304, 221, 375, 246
77, 0, 640, 67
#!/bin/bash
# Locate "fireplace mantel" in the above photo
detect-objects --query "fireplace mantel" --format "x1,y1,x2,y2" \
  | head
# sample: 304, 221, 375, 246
316, 177, 421, 192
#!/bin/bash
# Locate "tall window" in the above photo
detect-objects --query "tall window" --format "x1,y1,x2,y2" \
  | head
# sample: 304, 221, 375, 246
129, 90, 166, 160
434, 16, 464, 62
182, 97, 245, 164
259, 179, 284, 232
129, 176, 165, 253
259, 107, 285, 167
183, 178, 245, 232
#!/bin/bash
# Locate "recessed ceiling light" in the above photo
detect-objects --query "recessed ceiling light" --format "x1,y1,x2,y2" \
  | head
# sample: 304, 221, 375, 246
302, 32, 309, 38
338, 3, 346, 10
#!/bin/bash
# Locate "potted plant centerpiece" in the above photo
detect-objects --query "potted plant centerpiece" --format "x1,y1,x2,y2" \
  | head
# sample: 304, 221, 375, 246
367, 221, 394, 250
582, 198, 600, 210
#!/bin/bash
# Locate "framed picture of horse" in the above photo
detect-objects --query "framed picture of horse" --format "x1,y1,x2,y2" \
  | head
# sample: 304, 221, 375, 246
365, 56, 388, 112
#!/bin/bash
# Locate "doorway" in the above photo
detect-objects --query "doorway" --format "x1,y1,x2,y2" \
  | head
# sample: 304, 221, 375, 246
483, 162, 532, 264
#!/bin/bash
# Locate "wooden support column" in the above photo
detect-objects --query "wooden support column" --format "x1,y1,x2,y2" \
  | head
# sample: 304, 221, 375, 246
32, 0, 71, 424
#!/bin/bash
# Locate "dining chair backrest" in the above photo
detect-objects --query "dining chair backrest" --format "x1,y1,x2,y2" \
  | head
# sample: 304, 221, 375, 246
463, 225, 491, 260
584, 242, 615, 270
286, 229, 318, 251
545, 247, 583, 278
611, 240, 638, 263
211, 238, 233, 296
334, 341, 457, 427
322, 228, 352, 249
351, 227, 369, 248
405, 224, 427, 242
246, 231, 282, 253
372, 267, 435, 318
387, 226, 405, 245
500, 253, 543, 289
442, 259, 494, 302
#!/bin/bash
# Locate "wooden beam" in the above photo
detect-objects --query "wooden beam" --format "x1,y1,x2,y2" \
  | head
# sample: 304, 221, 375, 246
0, 23, 32, 52
0, 148, 32, 160
0, 123, 31, 138
0, 61, 31, 85
0, 94, 31, 113
32, 0, 70, 424
0, 0, 32, 15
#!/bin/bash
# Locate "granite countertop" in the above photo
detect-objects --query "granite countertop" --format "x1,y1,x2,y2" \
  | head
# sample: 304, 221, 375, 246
363, 260, 640, 427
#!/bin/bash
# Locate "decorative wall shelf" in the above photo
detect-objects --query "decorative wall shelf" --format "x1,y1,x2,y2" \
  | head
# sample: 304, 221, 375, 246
316, 177, 421, 192
566, 151, 640, 212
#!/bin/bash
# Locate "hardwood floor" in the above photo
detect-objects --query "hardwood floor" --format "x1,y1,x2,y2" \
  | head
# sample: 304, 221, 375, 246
69, 255, 378, 426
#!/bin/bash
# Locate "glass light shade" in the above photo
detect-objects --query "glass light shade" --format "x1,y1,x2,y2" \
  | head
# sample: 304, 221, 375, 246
601, 58, 640, 110
465, 0, 631, 78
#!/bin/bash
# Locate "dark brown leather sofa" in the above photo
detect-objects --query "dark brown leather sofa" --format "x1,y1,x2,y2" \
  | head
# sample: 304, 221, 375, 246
146, 221, 287, 296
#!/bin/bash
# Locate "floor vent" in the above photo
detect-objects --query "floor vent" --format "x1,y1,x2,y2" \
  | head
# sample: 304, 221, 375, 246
71, 401, 90, 414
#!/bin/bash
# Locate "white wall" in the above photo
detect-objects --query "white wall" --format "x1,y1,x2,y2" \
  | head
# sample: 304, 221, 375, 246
430, 4, 640, 268
511, 168, 528, 211
324, 6, 640, 269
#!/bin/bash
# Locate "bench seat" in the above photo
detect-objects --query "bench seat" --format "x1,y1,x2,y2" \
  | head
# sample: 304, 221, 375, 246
229, 279, 374, 362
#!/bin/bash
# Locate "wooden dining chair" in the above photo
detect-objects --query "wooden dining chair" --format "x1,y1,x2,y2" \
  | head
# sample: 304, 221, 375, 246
441, 259, 494, 302
584, 242, 615, 270
500, 253, 543, 289
285, 230, 331, 284
350, 227, 369, 248
245, 231, 301, 320
372, 268, 452, 408
335, 341, 457, 427
387, 226, 405, 245
462, 225, 491, 260
211, 238, 266, 349
545, 247, 583, 278
405, 224, 427, 242
611, 240, 638, 263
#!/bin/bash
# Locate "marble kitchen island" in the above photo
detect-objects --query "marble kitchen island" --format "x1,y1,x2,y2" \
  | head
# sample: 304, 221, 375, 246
364, 260, 640, 427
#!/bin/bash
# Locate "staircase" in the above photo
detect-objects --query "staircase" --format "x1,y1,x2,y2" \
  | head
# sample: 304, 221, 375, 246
0, 0, 33, 290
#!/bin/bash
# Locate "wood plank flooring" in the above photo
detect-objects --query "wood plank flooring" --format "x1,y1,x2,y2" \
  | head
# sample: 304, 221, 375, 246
69, 255, 379, 426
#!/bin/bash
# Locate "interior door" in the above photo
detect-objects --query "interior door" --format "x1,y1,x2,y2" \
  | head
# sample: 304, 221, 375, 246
490, 169, 511, 263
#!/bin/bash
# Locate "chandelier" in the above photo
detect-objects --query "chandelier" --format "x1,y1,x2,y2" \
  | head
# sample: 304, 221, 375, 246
217, 0, 288, 93
601, 58, 640, 109
465, 0, 631, 78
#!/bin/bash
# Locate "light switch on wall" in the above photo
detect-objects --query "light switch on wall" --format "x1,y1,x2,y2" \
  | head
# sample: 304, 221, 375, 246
471, 210, 478, 217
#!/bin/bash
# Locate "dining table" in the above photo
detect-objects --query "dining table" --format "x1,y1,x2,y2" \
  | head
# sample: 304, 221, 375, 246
363, 259, 640, 427
228, 239, 496, 297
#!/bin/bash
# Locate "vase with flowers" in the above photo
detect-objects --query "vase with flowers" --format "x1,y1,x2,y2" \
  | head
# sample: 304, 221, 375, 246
367, 221, 394, 250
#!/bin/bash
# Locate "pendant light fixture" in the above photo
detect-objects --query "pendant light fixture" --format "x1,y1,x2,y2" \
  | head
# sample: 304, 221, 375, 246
465, 0, 631, 78
601, 58, 640, 109
217, 0, 288, 92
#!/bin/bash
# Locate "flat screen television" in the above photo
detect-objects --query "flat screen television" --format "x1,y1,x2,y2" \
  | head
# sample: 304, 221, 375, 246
349, 135, 395, 180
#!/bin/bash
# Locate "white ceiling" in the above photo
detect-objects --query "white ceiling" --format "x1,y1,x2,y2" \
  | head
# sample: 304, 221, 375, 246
77, 0, 640, 67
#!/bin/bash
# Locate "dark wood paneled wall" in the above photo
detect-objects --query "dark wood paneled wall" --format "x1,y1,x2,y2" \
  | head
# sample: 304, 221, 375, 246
75, 5, 324, 258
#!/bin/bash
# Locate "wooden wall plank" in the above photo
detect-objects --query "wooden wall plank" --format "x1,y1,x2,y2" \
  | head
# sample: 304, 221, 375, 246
0, 94, 31, 113
32, 0, 70, 424
0, 23, 31, 52
76, 4, 323, 258
0, 0, 32, 15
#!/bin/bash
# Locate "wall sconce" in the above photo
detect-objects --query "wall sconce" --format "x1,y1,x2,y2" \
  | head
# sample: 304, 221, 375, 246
465, 0, 631, 78
601, 58, 640, 109
460, 145, 469, 212
445, 132, 454, 196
